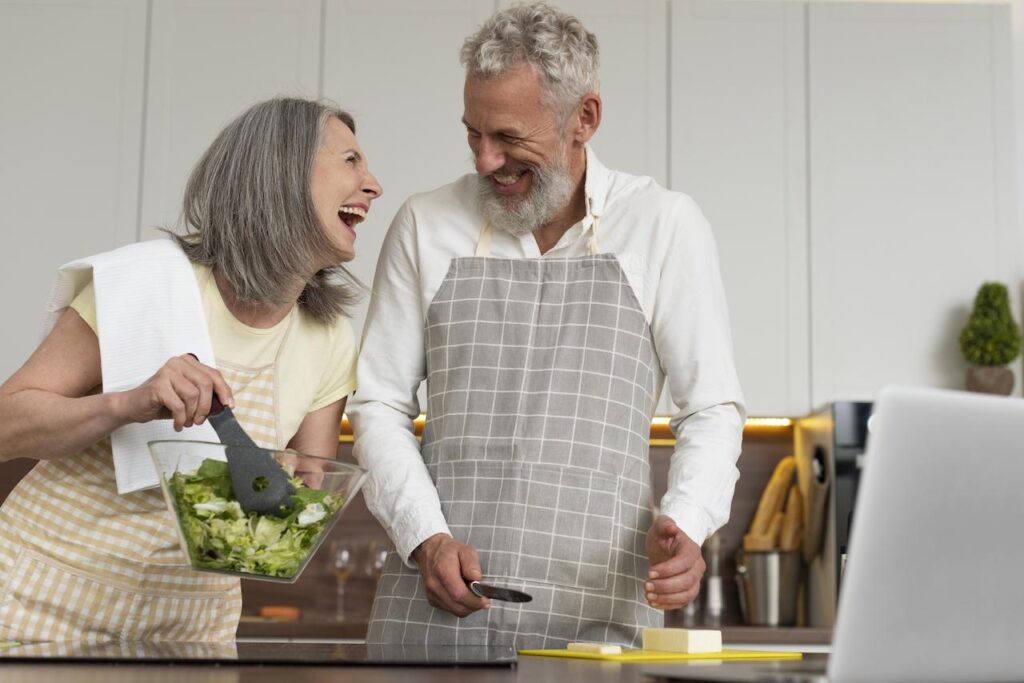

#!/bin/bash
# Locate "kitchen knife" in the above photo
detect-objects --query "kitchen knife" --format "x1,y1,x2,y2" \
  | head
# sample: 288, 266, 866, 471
467, 580, 533, 603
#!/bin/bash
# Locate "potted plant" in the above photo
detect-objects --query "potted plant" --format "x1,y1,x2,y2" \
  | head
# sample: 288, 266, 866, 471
959, 282, 1021, 395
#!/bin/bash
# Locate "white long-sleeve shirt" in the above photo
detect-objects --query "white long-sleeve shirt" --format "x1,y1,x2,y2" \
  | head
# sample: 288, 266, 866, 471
349, 147, 746, 564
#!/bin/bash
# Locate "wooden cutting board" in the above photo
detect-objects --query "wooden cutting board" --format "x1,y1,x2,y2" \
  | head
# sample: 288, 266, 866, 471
518, 648, 803, 662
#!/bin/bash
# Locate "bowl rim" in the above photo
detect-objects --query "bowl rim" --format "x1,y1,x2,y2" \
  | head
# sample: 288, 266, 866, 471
146, 439, 366, 475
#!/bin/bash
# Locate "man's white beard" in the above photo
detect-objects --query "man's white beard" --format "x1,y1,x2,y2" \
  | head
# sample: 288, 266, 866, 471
475, 159, 574, 237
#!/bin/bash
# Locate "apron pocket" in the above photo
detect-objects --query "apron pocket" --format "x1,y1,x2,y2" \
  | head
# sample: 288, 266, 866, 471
0, 548, 228, 642
432, 458, 619, 592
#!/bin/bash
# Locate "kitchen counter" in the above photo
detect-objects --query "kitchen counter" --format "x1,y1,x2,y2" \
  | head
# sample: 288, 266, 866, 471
236, 619, 831, 646
0, 641, 825, 683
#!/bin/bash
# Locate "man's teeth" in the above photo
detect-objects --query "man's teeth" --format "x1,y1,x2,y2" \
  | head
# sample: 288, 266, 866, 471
493, 171, 524, 186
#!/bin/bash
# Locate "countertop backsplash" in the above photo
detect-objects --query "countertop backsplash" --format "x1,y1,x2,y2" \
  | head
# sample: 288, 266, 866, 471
0, 430, 795, 635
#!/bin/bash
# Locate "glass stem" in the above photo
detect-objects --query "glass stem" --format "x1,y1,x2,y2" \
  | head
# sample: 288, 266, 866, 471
335, 582, 346, 621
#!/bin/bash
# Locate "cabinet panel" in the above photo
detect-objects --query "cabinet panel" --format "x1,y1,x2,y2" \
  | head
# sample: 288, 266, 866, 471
0, 0, 146, 379
139, 0, 321, 238
670, 0, 809, 416
323, 0, 497, 337
535, 0, 668, 186
809, 3, 1017, 403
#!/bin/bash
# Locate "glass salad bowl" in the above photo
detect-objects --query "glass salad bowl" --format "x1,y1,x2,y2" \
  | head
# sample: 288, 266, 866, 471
149, 440, 367, 583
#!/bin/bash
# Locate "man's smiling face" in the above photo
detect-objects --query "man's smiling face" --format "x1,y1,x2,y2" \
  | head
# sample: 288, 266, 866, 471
463, 63, 576, 235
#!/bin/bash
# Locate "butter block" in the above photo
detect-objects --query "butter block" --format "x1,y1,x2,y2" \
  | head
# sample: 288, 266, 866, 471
566, 642, 623, 655
641, 628, 722, 654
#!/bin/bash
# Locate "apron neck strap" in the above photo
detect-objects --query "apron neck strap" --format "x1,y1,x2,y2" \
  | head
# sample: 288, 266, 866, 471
475, 214, 601, 258
475, 222, 494, 257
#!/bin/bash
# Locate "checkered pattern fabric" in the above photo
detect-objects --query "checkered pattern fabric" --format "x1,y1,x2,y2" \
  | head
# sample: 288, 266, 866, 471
368, 254, 663, 649
0, 362, 280, 642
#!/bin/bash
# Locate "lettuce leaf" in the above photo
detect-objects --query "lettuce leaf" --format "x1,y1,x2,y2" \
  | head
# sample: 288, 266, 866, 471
167, 458, 343, 578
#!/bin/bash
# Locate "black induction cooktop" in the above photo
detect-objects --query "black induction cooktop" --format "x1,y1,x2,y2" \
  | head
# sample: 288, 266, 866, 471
0, 640, 517, 667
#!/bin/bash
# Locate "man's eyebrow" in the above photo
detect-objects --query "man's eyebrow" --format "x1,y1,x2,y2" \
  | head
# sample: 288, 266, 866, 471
460, 118, 522, 138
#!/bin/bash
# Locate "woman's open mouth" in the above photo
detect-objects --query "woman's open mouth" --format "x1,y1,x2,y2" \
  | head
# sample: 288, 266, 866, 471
338, 205, 367, 236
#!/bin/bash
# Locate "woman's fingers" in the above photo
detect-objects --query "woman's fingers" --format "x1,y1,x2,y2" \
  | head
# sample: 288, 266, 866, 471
181, 354, 234, 411
168, 374, 202, 429
156, 382, 188, 431
172, 354, 237, 426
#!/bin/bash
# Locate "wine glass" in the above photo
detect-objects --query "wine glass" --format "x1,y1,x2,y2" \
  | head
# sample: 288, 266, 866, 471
364, 541, 389, 584
331, 541, 356, 620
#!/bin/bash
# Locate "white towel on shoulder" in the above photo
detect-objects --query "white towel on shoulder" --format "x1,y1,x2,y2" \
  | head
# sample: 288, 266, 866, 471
45, 238, 218, 493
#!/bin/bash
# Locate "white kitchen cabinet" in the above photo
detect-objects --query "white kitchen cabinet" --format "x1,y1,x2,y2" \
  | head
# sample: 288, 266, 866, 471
0, 0, 147, 380
670, 0, 810, 416
139, 0, 322, 238
323, 0, 498, 336
530, 0, 668, 187
808, 2, 1017, 404
670, 0, 1016, 414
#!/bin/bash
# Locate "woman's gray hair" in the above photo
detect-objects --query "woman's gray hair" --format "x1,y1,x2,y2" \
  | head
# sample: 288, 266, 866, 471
460, 2, 599, 122
167, 97, 362, 324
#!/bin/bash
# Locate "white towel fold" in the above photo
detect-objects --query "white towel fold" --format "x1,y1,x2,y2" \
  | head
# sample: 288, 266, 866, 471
45, 239, 218, 493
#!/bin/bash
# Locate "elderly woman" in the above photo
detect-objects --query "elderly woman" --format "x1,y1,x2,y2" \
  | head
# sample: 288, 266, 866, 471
0, 97, 381, 642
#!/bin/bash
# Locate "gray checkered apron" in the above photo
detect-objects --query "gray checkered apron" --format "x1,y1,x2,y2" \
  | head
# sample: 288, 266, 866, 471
367, 218, 663, 648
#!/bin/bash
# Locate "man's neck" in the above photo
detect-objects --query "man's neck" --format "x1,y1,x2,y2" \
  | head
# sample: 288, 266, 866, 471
533, 148, 588, 255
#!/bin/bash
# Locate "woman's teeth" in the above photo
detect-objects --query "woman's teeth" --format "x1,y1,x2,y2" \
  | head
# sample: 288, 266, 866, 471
338, 206, 366, 227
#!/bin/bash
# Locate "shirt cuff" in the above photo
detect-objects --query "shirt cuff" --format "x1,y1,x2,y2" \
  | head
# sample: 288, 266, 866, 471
391, 508, 452, 569
658, 499, 714, 547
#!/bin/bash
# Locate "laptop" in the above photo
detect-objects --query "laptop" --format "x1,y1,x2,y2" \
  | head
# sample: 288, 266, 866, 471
645, 386, 1024, 683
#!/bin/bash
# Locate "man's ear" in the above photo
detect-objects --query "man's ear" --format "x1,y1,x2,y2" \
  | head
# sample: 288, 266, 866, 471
572, 92, 602, 144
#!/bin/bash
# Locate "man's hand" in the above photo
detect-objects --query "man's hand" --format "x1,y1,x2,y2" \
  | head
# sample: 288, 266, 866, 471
645, 515, 705, 610
412, 533, 491, 617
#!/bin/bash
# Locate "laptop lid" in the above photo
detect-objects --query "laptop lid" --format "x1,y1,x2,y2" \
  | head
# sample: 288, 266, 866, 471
828, 386, 1024, 682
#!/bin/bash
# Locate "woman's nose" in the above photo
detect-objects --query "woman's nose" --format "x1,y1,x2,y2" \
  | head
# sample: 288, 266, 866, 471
363, 171, 382, 199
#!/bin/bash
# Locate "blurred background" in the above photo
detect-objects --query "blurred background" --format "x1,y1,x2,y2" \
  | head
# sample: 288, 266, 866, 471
3, 0, 1023, 418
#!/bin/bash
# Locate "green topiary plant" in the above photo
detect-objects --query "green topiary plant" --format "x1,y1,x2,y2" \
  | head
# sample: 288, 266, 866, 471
959, 282, 1021, 367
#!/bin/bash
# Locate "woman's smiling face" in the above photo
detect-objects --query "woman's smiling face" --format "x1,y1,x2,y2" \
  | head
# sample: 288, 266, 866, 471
310, 116, 382, 264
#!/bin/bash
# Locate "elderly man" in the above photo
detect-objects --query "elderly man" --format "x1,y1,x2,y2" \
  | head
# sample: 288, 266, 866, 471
349, 2, 745, 648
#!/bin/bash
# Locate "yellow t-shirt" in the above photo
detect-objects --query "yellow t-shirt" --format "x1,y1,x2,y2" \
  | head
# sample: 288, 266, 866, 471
70, 263, 356, 446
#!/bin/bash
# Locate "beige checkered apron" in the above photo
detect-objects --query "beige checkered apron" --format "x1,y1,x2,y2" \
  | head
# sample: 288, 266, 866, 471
0, 357, 286, 643
368, 219, 663, 648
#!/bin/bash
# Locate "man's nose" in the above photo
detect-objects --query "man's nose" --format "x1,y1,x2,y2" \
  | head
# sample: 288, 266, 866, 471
474, 138, 505, 175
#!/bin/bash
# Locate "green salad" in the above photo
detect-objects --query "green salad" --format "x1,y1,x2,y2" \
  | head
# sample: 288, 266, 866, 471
168, 459, 341, 578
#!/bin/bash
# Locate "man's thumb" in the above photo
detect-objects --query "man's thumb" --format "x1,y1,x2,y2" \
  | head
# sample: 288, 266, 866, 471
654, 514, 679, 539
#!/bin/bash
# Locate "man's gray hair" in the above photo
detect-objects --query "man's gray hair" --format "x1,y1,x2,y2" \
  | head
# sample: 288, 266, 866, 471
460, 2, 599, 120
167, 97, 362, 323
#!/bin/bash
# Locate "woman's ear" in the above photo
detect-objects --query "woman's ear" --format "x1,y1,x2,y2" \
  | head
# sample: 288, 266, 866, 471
572, 92, 602, 145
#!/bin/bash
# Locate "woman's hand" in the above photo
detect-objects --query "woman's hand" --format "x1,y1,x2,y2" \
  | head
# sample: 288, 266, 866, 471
117, 354, 234, 431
